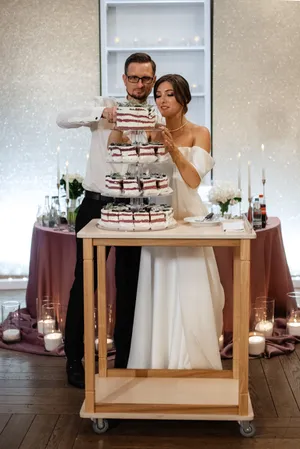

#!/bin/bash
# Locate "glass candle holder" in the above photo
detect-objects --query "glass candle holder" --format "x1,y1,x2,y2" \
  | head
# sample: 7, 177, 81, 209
36, 296, 53, 334
286, 292, 300, 336
42, 303, 63, 351
253, 297, 275, 337
94, 306, 114, 353
1, 301, 21, 343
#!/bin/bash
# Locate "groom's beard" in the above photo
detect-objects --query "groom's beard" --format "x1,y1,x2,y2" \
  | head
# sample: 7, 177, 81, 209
126, 89, 149, 104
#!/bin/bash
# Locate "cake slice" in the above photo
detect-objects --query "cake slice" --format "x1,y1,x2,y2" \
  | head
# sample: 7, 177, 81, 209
116, 104, 156, 130
134, 209, 150, 230
122, 174, 140, 197
139, 143, 157, 163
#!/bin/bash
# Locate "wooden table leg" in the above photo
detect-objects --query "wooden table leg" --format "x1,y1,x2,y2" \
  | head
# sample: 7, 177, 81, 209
233, 245, 241, 380
238, 239, 251, 415
97, 246, 107, 377
83, 238, 95, 413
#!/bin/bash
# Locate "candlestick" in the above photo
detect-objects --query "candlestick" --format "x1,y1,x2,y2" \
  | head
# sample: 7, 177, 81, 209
56, 146, 60, 187
237, 152, 241, 191
247, 161, 251, 199
65, 161, 70, 201
262, 178, 266, 202
261, 144, 265, 180
247, 197, 252, 224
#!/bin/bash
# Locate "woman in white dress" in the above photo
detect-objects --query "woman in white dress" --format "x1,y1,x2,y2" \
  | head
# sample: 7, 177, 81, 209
127, 74, 225, 370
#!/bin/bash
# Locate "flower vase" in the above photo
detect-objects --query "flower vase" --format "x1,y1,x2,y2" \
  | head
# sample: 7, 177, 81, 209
67, 198, 78, 232
219, 201, 231, 219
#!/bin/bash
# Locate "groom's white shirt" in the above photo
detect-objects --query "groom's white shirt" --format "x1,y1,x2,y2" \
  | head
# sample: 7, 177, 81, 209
56, 96, 163, 193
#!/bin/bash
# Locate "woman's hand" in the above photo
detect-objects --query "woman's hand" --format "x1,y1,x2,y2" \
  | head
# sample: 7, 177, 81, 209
160, 126, 178, 154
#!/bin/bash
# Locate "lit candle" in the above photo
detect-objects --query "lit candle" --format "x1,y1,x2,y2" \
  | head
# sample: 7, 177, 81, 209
218, 335, 224, 350
56, 146, 60, 186
249, 333, 265, 356
2, 329, 21, 342
95, 337, 114, 352
44, 332, 63, 351
261, 144, 265, 180
65, 161, 70, 201
86, 153, 89, 161
287, 321, 300, 337
247, 161, 251, 199
43, 319, 56, 335
237, 152, 241, 191
255, 320, 273, 337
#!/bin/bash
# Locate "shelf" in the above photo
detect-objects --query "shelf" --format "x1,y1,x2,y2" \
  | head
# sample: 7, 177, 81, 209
107, 47, 205, 53
107, 1, 205, 5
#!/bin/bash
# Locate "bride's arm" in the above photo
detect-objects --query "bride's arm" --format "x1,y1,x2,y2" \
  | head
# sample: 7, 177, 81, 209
161, 128, 203, 189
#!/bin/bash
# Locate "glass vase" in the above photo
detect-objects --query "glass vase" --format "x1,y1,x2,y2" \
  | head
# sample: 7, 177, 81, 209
1, 301, 21, 343
286, 292, 300, 336
67, 198, 78, 232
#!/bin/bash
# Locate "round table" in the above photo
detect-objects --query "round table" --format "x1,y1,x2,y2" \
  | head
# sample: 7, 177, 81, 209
26, 218, 293, 335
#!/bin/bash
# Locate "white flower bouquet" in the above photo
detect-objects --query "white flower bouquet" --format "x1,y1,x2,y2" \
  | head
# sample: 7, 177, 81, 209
60, 173, 84, 200
208, 181, 241, 216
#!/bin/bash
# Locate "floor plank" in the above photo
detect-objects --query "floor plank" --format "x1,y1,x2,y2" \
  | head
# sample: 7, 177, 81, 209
19, 415, 59, 449
280, 351, 300, 409
0, 414, 34, 449
249, 359, 277, 418
261, 357, 300, 417
0, 414, 11, 433
45, 415, 82, 449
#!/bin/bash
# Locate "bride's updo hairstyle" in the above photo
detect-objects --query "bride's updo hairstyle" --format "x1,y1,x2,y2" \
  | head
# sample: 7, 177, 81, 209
153, 74, 191, 114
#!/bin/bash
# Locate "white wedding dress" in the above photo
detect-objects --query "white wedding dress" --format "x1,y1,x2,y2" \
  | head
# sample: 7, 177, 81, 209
127, 146, 225, 370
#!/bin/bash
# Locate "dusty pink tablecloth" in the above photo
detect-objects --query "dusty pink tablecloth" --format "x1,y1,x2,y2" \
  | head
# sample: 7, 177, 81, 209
214, 217, 294, 336
25, 224, 116, 337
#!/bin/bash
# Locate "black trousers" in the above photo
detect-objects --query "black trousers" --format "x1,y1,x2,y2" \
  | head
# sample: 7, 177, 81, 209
64, 196, 141, 368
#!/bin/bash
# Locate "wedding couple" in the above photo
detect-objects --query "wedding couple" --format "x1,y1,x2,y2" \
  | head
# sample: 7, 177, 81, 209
57, 53, 224, 388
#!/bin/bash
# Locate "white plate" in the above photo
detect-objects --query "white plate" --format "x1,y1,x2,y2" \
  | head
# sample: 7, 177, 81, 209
184, 216, 221, 227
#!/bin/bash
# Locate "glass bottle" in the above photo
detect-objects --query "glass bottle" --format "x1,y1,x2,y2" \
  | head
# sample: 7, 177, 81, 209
253, 197, 262, 230
42, 195, 50, 227
259, 194, 267, 229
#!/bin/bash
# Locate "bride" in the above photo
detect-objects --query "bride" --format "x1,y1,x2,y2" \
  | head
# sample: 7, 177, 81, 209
128, 74, 225, 370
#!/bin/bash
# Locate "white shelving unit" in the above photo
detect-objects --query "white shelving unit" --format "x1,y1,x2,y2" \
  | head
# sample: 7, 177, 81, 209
100, 0, 211, 129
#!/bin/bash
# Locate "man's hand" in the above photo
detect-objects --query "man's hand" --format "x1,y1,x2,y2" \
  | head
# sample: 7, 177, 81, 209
102, 107, 117, 123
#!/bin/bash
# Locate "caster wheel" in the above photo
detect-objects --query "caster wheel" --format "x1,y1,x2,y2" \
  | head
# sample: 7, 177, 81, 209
239, 421, 256, 437
92, 418, 109, 434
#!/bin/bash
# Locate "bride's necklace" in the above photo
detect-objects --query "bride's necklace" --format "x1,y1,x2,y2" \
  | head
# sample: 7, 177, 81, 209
168, 122, 188, 133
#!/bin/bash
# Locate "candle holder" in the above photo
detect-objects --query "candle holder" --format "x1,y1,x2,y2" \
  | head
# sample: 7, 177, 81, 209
1, 301, 21, 343
247, 197, 252, 223
94, 305, 115, 355
36, 296, 53, 334
253, 297, 275, 337
43, 303, 63, 351
262, 178, 266, 201
286, 292, 300, 336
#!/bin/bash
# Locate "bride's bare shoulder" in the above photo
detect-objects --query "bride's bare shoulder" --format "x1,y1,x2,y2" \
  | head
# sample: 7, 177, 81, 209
190, 124, 211, 153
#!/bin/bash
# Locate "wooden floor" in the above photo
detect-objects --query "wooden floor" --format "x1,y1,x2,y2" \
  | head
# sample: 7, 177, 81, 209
1, 349, 300, 449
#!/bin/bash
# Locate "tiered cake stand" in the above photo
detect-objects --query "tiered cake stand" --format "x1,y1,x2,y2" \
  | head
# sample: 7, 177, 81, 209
98, 130, 176, 231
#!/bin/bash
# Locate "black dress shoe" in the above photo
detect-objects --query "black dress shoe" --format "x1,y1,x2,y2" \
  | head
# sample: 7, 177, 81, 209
66, 359, 85, 389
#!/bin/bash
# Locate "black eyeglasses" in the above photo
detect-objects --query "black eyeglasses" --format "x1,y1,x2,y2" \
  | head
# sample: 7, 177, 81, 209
126, 75, 154, 84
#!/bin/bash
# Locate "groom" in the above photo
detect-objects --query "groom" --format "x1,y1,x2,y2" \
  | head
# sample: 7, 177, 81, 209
57, 53, 157, 388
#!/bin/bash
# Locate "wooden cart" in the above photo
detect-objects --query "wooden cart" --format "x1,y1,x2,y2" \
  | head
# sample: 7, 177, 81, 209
78, 219, 256, 437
